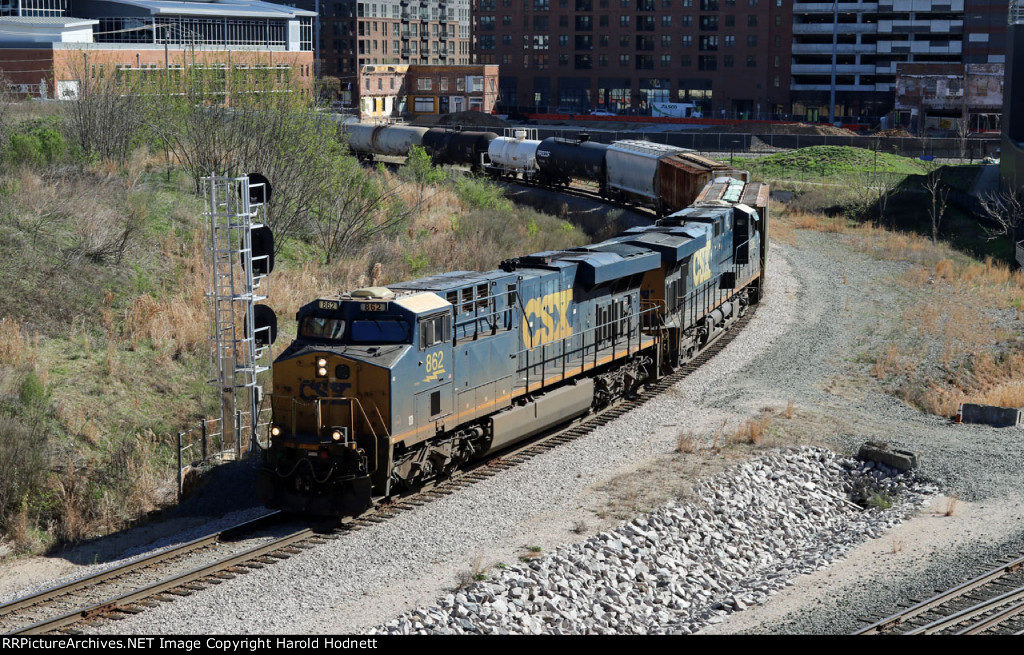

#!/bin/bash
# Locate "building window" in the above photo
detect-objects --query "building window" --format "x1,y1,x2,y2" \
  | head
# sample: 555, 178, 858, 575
681, 35, 692, 47
748, 15, 757, 27
619, 54, 630, 66
620, 15, 630, 26
417, 78, 432, 90
747, 35, 757, 47
747, 55, 757, 67
723, 55, 733, 67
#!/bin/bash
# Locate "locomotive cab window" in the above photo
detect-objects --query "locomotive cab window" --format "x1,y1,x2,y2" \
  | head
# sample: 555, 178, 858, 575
350, 319, 410, 344
419, 312, 451, 349
300, 315, 346, 341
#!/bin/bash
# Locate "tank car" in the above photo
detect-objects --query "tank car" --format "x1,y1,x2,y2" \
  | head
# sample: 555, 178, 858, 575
257, 178, 769, 516
422, 128, 496, 171
534, 135, 609, 189
486, 130, 541, 180
342, 124, 429, 161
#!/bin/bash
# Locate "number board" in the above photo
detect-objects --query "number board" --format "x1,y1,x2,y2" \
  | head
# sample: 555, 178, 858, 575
318, 300, 339, 311
361, 302, 388, 312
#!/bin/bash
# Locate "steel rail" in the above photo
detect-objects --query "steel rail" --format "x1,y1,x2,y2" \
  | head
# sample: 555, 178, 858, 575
956, 597, 1024, 635
904, 586, 1024, 635
13, 524, 324, 635
853, 555, 1024, 635
0, 512, 280, 622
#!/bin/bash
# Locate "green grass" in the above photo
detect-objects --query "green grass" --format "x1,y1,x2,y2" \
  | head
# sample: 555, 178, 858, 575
742, 145, 937, 182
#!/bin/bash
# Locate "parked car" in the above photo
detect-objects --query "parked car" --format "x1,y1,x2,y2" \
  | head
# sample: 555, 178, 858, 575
589, 110, 616, 116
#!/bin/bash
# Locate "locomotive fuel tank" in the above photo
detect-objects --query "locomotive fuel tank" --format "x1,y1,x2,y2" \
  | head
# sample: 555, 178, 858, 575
535, 136, 609, 186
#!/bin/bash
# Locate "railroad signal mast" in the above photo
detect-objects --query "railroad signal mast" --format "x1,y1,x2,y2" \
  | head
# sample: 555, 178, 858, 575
205, 173, 277, 458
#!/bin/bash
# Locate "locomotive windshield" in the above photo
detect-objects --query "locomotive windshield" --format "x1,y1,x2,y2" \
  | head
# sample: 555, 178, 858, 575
350, 319, 411, 344
299, 315, 346, 341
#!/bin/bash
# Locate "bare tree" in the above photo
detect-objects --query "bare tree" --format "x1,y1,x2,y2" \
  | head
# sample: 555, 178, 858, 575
61, 52, 147, 166
147, 67, 342, 251
0, 71, 13, 155
924, 170, 949, 242
309, 159, 413, 264
956, 117, 972, 164
978, 185, 1024, 242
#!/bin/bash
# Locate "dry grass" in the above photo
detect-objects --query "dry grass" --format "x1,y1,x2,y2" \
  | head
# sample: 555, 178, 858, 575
725, 412, 773, 446
781, 205, 1024, 418
676, 429, 701, 454
944, 496, 960, 517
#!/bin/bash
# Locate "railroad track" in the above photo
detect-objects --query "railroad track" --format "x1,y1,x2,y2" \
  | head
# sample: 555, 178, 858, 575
854, 554, 1024, 635
1, 307, 756, 636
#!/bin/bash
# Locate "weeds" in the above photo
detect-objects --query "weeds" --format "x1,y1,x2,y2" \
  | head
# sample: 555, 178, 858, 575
944, 496, 960, 517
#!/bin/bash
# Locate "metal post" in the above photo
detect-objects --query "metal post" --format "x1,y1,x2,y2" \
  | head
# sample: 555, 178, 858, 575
829, 0, 838, 124
177, 432, 184, 502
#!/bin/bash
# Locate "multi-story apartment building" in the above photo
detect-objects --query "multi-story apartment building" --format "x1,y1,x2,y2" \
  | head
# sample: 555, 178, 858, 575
787, 0, 1005, 121
0, 0, 316, 99
473, 0, 793, 118
296, 0, 472, 86
480, 0, 1009, 122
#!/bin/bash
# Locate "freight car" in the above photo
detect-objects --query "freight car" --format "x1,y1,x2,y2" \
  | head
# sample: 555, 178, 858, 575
421, 128, 496, 172
257, 178, 769, 515
341, 124, 429, 161
338, 122, 745, 216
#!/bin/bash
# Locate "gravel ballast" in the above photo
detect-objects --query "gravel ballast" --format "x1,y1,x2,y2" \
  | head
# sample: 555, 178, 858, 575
370, 448, 934, 635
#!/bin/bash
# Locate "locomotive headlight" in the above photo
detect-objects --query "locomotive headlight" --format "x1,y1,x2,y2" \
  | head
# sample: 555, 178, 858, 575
317, 357, 328, 367
318, 367, 328, 377
270, 425, 281, 437
331, 430, 343, 442
316, 357, 328, 377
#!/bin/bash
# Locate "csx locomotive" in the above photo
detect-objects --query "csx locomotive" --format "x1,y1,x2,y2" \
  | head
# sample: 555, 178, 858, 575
257, 177, 769, 515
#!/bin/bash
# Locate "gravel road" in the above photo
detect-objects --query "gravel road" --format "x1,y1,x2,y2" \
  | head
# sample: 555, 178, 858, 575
3, 225, 1022, 635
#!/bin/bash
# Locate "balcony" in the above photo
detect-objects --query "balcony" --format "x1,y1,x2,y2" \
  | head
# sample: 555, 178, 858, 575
793, 22, 877, 34
791, 63, 875, 74
791, 42, 875, 55
793, 2, 878, 12
877, 19, 963, 34
401, 31, 410, 39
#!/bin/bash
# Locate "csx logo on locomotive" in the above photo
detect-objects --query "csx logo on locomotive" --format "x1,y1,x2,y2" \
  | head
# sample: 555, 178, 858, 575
692, 241, 713, 286
299, 380, 352, 402
522, 289, 573, 348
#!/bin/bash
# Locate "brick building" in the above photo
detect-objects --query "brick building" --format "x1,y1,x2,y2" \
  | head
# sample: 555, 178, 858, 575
0, 0, 316, 99
357, 61, 498, 117
473, 0, 793, 118
476, 0, 1013, 122
293, 0, 473, 91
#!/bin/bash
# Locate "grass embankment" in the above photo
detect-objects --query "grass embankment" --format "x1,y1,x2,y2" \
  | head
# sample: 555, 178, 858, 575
743, 145, 936, 182
0, 100, 585, 553
774, 204, 1024, 418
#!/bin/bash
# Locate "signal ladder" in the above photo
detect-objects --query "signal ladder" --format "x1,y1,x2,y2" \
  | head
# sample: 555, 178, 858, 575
205, 174, 273, 459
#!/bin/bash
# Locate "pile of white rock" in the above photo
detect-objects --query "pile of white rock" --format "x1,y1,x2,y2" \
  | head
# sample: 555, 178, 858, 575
370, 447, 934, 635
